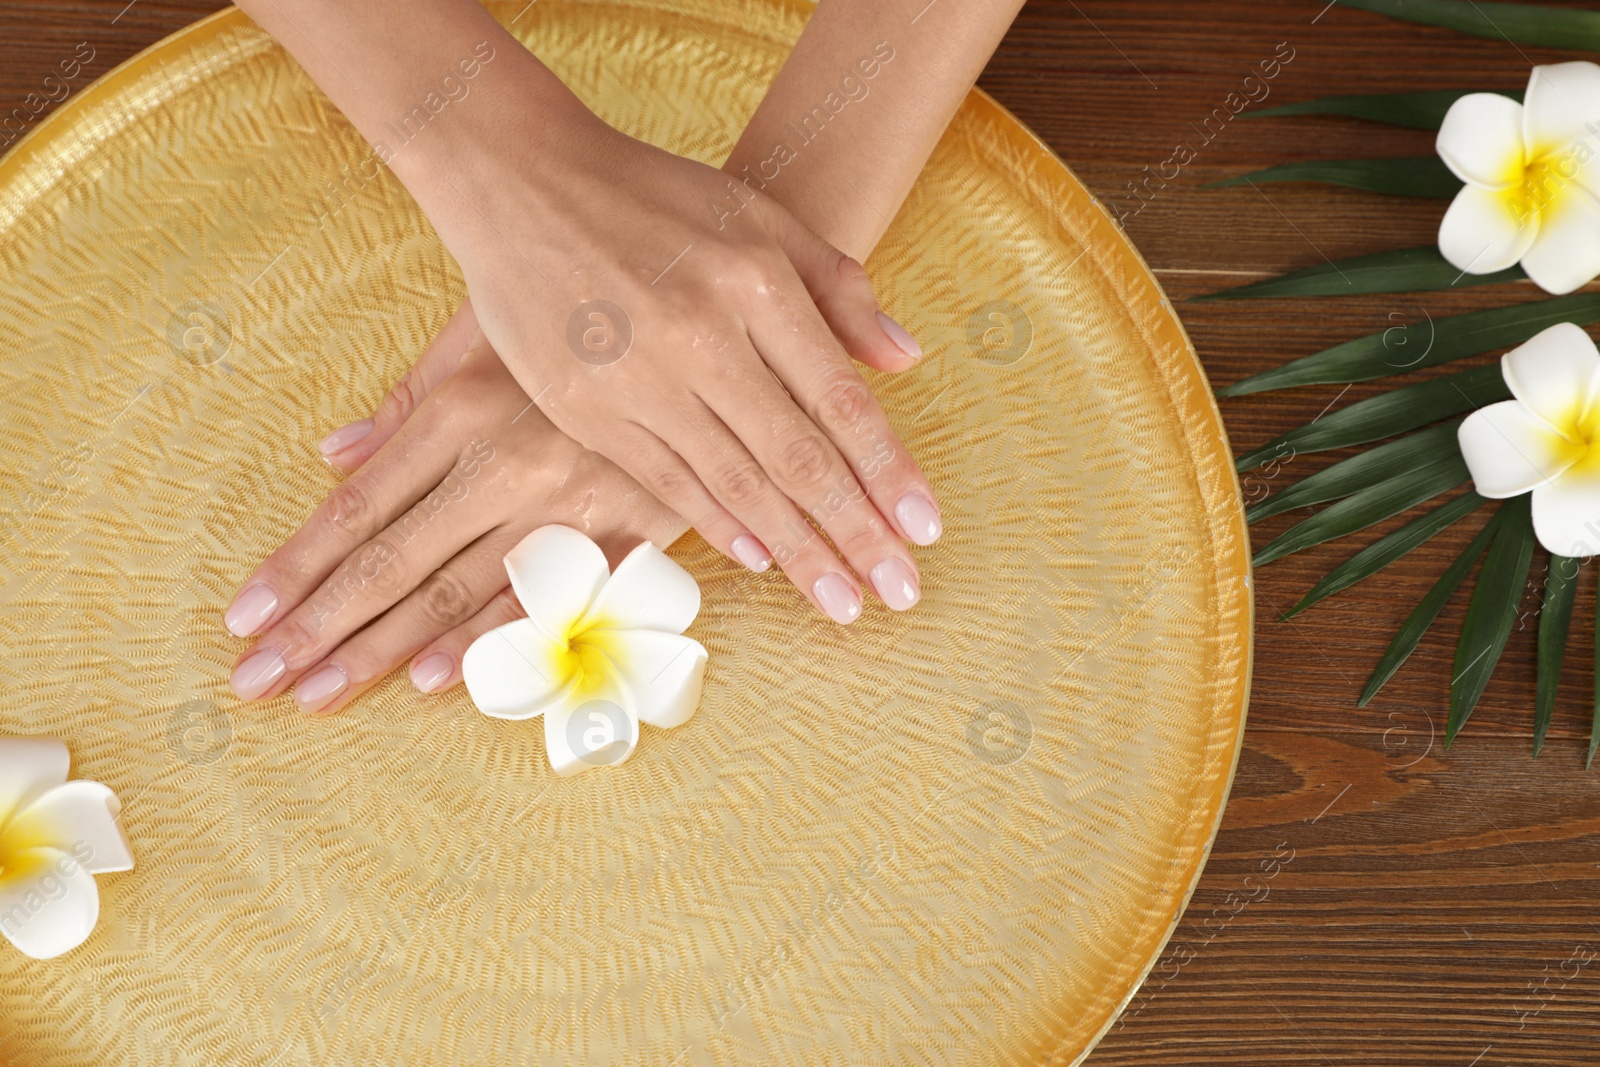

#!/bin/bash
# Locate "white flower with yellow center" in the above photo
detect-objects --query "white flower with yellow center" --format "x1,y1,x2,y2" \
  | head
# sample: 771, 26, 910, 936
1459, 323, 1600, 556
463, 525, 708, 776
0, 738, 134, 959
1436, 61, 1600, 295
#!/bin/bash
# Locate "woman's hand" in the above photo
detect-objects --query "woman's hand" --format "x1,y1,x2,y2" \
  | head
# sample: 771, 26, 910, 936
223, 306, 690, 715
417, 92, 940, 623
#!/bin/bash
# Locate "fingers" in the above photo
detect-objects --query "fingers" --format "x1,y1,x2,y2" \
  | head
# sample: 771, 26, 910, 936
280, 531, 520, 715
690, 365, 917, 619
407, 585, 527, 695
617, 421, 774, 574
742, 256, 942, 549
227, 448, 503, 701
223, 431, 471, 640
635, 391, 879, 623
755, 198, 922, 373
318, 298, 483, 471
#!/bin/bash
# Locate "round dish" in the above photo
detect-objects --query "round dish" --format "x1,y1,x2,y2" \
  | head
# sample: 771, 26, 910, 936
0, 2, 1251, 1063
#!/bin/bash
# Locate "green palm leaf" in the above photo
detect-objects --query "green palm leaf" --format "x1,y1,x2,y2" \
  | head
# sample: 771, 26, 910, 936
1359, 501, 1504, 707
1236, 363, 1507, 472
1450, 495, 1536, 744
1208, 158, 1460, 198
1285, 490, 1485, 618
1194, 246, 1525, 301
1219, 294, 1600, 397
1338, 0, 1600, 51
1243, 88, 1522, 129
1248, 420, 1463, 523
1252, 453, 1469, 567
1535, 557, 1580, 756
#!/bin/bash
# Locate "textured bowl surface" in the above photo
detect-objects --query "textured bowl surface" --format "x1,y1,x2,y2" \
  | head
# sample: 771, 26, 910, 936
0, 2, 1250, 1063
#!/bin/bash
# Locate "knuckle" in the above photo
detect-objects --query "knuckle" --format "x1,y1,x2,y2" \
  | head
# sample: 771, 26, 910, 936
816, 373, 874, 434
776, 433, 834, 489
643, 460, 695, 504
834, 515, 892, 559
714, 461, 766, 509
268, 615, 323, 664
324, 478, 377, 534
418, 570, 477, 630
833, 252, 871, 290
379, 369, 424, 422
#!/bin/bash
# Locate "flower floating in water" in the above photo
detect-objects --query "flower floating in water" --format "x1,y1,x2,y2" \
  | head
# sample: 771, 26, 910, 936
1436, 61, 1600, 295
1459, 322, 1600, 557
463, 526, 708, 776
0, 737, 134, 959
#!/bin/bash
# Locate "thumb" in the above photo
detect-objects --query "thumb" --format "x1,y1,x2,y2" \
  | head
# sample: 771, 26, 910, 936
755, 200, 923, 373
317, 298, 482, 470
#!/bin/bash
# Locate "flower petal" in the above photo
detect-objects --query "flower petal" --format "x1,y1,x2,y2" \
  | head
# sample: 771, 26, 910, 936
503, 525, 610, 645
462, 619, 571, 720
1, 781, 133, 874
1500, 321, 1600, 432
1437, 92, 1526, 188
1437, 184, 1539, 275
0, 737, 69, 828
1520, 186, 1600, 296
1523, 62, 1600, 184
584, 541, 701, 635
597, 629, 708, 729
0, 846, 100, 960
1533, 469, 1600, 557
543, 686, 638, 777
1458, 400, 1579, 498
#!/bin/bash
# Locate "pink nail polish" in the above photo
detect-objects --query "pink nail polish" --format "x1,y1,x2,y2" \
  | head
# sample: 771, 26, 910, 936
294, 665, 348, 713
318, 418, 374, 456
230, 648, 286, 700
869, 558, 921, 611
876, 311, 922, 361
411, 652, 454, 693
224, 583, 278, 637
731, 534, 773, 572
894, 492, 943, 546
812, 572, 862, 624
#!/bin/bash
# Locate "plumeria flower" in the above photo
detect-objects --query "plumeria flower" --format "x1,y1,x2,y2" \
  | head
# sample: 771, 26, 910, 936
463, 525, 708, 776
1436, 61, 1600, 295
1459, 322, 1600, 557
0, 737, 134, 959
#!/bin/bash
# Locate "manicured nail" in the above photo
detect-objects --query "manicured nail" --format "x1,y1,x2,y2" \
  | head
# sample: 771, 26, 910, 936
869, 558, 921, 611
812, 572, 862, 624
876, 311, 922, 361
224, 583, 278, 637
731, 534, 772, 572
411, 652, 454, 693
894, 492, 942, 546
318, 418, 374, 456
294, 665, 349, 714
230, 647, 286, 700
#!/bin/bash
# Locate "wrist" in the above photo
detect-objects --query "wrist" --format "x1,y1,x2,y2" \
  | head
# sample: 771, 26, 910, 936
379, 41, 604, 214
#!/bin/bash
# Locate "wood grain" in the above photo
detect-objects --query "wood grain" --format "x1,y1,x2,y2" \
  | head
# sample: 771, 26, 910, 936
2, 0, 1598, 1063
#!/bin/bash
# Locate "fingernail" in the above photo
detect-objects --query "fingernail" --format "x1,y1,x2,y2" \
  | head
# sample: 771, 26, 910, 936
411, 652, 454, 693
731, 534, 772, 572
224, 583, 278, 637
876, 311, 922, 361
294, 664, 349, 714
318, 418, 374, 456
812, 572, 862, 625
230, 647, 286, 700
894, 492, 942, 546
869, 558, 921, 611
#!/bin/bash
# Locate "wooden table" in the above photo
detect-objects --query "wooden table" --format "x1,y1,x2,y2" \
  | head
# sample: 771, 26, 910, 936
5, 1, 1598, 1063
